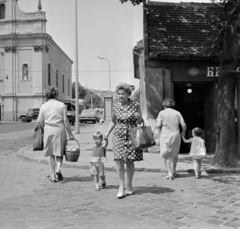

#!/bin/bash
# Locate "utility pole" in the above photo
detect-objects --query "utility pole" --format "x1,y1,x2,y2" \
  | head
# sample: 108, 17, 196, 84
74, 0, 79, 134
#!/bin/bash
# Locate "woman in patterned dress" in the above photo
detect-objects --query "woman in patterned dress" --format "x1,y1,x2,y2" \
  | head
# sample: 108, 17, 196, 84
105, 83, 143, 198
37, 86, 74, 182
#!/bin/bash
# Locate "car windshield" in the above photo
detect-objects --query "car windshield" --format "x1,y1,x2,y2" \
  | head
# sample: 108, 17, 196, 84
81, 110, 95, 115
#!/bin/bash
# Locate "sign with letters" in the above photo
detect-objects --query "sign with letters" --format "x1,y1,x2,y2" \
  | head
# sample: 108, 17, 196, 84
172, 61, 240, 82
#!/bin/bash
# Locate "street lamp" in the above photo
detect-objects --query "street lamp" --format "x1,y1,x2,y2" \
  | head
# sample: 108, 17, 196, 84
97, 56, 111, 92
74, 0, 79, 134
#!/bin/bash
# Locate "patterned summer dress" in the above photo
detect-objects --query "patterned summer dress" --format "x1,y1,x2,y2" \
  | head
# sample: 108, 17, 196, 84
112, 99, 143, 163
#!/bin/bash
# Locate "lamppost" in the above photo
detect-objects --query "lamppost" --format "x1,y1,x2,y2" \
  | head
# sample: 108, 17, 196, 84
74, 0, 79, 134
97, 56, 111, 92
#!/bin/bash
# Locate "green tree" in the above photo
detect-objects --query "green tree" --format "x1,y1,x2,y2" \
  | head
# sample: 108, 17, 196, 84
72, 82, 87, 99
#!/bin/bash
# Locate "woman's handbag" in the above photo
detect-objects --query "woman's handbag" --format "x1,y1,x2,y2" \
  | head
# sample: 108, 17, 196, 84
129, 122, 156, 149
33, 124, 44, 151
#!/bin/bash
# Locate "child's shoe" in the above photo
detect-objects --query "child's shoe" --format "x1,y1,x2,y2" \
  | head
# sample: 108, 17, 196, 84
102, 181, 106, 188
95, 184, 100, 191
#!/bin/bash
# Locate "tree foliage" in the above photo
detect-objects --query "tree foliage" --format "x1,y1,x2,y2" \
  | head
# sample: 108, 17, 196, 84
84, 91, 103, 109
119, 0, 143, 5
72, 82, 87, 99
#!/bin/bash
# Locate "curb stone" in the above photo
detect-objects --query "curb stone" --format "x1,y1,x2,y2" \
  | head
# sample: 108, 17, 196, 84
17, 146, 240, 174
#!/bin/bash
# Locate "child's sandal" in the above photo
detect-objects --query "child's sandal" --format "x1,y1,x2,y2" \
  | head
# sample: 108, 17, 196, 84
102, 181, 106, 188
95, 187, 100, 191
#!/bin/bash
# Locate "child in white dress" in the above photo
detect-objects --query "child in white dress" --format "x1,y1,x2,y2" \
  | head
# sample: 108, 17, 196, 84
89, 131, 108, 191
181, 127, 207, 179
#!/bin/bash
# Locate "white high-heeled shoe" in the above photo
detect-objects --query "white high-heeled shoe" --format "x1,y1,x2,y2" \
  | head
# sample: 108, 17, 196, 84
117, 190, 125, 199
125, 190, 134, 195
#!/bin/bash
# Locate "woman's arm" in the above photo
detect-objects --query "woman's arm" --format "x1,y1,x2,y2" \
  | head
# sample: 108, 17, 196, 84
63, 106, 74, 139
105, 121, 116, 138
102, 136, 109, 148
135, 104, 144, 124
37, 108, 43, 124
105, 112, 116, 137
178, 112, 187, 136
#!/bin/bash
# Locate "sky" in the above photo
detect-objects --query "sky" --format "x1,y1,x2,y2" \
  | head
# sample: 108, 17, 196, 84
17, 0, 213, 91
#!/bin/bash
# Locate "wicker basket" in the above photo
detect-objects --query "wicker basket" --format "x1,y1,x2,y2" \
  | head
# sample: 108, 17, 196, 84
65, 139, 80, 162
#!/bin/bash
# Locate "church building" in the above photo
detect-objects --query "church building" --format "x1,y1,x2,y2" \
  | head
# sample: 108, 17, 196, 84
0, 0, 73, 121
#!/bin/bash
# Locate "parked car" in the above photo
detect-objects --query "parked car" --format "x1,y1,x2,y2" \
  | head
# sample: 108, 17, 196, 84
79, 109, 99, 123
28, 108, 40, 119
63, 101, 76, 125
18, 111, 33, 122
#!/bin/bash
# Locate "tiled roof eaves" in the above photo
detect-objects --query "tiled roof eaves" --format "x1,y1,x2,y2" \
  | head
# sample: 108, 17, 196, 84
146, 2, 223, 59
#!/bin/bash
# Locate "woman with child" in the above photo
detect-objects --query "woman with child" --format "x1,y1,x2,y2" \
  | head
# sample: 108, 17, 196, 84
105, 83, 143, 198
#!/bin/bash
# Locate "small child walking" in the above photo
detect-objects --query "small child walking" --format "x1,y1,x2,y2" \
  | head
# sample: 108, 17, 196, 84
89, 131, 108, 191
181, 127, 207, 179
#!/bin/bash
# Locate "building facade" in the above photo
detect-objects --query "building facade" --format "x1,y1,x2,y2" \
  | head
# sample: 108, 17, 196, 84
0, 0, 73, 121
133, 1, 231, 153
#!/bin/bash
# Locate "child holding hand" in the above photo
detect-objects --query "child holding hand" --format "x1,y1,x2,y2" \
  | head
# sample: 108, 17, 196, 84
89, 131, 108, 191
181, 127, 207, 179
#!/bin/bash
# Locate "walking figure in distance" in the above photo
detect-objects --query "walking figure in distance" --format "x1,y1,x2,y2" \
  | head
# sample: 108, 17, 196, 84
181, 127, 207, 179
89, 131, 108, 191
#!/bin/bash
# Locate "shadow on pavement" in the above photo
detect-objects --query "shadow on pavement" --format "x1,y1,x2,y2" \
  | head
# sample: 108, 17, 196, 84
204, 173, 240, 185
61, 176, 93, 183
172, 173, 194, 179
133, 186, 175, 195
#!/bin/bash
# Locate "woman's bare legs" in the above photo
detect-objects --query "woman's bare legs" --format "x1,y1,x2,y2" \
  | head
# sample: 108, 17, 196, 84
166, 158, 174, 179
49, 155, 56, 179
56, 156, 63, 173
115, 160, 125, 194
126, 162, 135, 192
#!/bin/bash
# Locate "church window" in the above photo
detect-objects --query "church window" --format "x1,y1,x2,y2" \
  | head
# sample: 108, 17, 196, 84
0, 4, 5, 20
22, 63, 29, 80
62, 74, 64, 92
56, 69, 58, 87
48, 63, 51, 85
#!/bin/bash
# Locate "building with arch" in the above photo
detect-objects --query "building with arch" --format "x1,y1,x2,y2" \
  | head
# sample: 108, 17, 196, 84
0, 0, 73, 121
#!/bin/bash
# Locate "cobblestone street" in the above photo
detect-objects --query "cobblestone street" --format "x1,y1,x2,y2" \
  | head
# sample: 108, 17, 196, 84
0, 130, 240, 229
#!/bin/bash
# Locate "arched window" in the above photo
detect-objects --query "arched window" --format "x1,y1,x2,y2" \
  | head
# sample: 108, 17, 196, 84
56, 69, 58, 87
0, 4, 5, 20
22, 63, 29, 80
48, 63, 51, 85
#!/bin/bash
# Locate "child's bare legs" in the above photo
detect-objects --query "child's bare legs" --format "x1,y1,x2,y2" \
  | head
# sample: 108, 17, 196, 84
94, 174, 100, 190
193, 158, 202, 178
99, 165, 106, 188
92, 164, 100, 190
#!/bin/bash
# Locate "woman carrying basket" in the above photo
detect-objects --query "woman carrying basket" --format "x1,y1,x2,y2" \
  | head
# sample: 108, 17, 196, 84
37, 86, 74, 182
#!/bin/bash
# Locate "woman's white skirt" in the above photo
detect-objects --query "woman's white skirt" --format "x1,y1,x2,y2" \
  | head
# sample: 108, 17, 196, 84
43, 126, 67, 157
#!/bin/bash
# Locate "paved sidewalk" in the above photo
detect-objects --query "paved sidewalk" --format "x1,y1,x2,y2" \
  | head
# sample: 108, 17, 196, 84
17, 121, 240, 174
1, 124, 240, 229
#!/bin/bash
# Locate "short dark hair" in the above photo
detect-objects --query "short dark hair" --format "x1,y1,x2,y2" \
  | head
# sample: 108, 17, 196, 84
193, 127, 202, 137
46, 86, 59, 100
